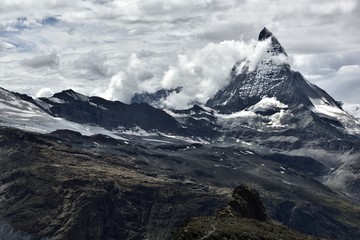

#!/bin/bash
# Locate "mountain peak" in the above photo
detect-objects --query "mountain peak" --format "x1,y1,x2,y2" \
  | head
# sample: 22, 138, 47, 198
52, 89, 89, 102
258, 27, 287, 56
258, 27, 273, 41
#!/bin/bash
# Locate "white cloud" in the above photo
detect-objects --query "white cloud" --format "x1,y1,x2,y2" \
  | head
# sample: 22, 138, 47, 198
36, 87, 54, 98
101, 53, 156, 103
309, 0, 356, 15
247, 38, 271, 71
21, 52, 59, 68
337, 65, 360, 75
158, 37, 290, 109
161, 40, 255, 108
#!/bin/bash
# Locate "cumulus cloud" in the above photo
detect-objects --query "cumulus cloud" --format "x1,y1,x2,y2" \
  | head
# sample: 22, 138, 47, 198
247, 38, 272, 71
160, 40, 255, 108
36, 88, 54, 98
22, 52, 59, 68
102, 53, 156, 103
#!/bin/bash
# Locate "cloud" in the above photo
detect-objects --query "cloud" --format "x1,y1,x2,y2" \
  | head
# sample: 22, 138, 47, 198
21, 52, 59, 68
0, 0, 359, 105
337, 65, 360, 75
74, 51, 111, 78
305, 64, 360, 103
101, 53, 156, 103
36, 88, 54, 98
290, 50, 360, 75
309, 0, 356, 15
160, 40, 256, 108
247, 38, 272, 71
159, 37, 290, 109
0, 41, 14, 51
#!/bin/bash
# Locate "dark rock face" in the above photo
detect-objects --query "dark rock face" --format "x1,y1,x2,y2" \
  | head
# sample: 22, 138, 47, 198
258, 27, 273, 41
37, 89, 181, 133
173, 185, 319, 240
227, 185, 268, 221
258, 27, 288, 56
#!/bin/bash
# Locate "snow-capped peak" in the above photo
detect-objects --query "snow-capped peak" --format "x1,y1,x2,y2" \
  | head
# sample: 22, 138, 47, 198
258, 27, 288, 56
238, 28, 289, 73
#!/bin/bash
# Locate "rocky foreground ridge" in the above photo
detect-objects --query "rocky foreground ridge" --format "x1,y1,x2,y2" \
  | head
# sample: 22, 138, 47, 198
174, 185, 322, 240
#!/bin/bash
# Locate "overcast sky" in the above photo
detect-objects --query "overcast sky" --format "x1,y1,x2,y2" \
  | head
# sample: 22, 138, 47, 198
0, 0, 359, 108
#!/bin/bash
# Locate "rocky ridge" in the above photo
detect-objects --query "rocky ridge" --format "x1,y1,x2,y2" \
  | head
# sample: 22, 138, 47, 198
174, 185, 322, 240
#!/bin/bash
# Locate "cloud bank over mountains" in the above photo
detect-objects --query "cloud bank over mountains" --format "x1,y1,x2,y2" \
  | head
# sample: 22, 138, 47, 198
0, 0, 359, 107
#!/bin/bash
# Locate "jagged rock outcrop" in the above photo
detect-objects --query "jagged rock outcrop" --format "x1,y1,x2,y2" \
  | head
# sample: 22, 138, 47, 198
224, 184, 268, 221
173, 185, 321, 240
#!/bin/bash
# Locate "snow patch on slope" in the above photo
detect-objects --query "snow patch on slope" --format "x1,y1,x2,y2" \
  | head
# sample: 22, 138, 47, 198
249, 97, 288, 112
310, 97, 343, 117
310, 97, 360, 134
216, 97, 292, 129
0, 88, 126, 140
48, 97, 66, 104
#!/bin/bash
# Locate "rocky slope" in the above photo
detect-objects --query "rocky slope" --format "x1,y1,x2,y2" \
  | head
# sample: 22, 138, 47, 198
1, 127, 360, 239
0, 127, 228, 239
174, 185, 321, 240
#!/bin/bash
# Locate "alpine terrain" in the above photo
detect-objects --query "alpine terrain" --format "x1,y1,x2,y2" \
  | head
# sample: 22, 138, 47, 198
0, 28, 360, 239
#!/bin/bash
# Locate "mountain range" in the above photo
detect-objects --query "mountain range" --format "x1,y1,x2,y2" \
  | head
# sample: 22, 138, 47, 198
0, 28, 360, 239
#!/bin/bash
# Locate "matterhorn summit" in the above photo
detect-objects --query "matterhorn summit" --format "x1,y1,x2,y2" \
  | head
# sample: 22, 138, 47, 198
207, 28, 343, 114
258, 27, 288, 56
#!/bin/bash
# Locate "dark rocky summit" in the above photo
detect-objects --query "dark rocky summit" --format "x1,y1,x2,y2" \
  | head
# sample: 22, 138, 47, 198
258, 27, 288, 56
